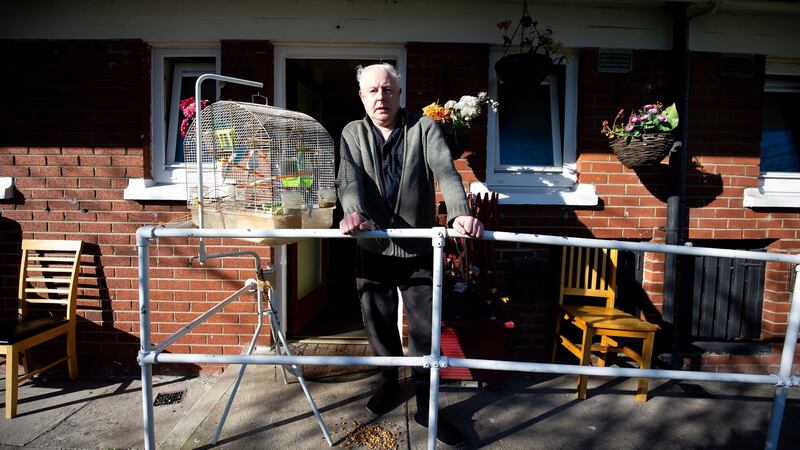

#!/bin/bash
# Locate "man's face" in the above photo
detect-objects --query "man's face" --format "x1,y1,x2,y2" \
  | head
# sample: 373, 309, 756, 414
358, 68, 401, 128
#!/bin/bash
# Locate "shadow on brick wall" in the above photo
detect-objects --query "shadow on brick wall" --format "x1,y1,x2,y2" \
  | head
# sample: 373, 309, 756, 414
14, 240, 203, 377
464, 206, 669, 365
634, 161, 723, 208
76, 242, 203, 376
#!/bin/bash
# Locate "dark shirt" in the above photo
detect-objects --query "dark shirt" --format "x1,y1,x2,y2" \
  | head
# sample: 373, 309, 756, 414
369, 109, 405, 211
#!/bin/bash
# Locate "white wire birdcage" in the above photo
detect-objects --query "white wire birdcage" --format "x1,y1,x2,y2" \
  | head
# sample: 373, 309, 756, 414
184, 101, 336, 243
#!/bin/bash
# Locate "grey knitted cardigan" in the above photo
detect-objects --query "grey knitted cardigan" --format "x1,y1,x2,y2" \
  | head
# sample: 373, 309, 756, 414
336, 112, 471, 257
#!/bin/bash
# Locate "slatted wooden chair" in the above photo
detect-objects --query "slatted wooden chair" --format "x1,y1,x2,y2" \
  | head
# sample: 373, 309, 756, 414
0, 240, 83, 418
551, 246, 659, 402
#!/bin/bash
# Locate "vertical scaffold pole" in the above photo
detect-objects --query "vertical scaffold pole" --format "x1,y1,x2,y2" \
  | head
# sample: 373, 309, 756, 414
193, 74, 263, 263
427, 227, 447, 450
137, 231, 156, 450
765, 264, 800, 449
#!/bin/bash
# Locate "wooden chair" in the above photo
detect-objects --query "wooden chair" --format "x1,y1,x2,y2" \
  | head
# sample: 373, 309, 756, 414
0, 240, 83, 418
552, 246, 659, 402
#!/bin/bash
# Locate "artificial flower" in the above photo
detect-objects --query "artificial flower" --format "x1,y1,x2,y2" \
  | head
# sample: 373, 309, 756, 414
422, 93, 499, 130
601, 101, 679, 141
179, 96, 209, 137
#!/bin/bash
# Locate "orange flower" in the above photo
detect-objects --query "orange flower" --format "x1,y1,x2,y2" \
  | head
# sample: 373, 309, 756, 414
422, 102, 450, 123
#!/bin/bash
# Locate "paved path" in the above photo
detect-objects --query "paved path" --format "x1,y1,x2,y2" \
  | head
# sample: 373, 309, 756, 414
165, 364, 799, 449
1, 344, 799, 449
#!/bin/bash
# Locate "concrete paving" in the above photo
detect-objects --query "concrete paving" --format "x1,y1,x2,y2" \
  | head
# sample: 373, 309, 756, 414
0, 370, 217, 450
1, 361, 799, 449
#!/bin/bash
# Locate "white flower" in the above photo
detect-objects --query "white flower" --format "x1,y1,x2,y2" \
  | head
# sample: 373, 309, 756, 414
444, 100, 457, 109
455, 95, 481, 121
477, 92, 488, 102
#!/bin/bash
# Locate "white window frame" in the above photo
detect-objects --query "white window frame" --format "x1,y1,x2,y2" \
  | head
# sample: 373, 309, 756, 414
471, 49, 597, 206
743, 59, 800, 208
125, 46, 220, 201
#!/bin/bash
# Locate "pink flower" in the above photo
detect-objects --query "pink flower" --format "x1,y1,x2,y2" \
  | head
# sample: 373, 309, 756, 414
179, 97, 209, 119
602, 120, 609, 127
179, 97, 209, 137
497, 19, 512, 30
601, 101, 678, 141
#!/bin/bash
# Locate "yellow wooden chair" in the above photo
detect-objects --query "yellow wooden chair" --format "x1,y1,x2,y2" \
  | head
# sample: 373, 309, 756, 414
0, 240, 83, 418
552, 246, 659, 402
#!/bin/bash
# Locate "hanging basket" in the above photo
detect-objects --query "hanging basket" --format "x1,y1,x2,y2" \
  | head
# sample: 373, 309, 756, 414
610, 132, 674, 169
442, 124, 471, 160
494, 53, 552, 85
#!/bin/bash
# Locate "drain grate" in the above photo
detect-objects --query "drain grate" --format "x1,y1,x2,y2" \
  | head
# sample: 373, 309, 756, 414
153, 390, 186, 406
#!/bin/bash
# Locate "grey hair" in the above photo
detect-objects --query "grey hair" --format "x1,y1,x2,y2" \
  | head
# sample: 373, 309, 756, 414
356, 63, 401, 91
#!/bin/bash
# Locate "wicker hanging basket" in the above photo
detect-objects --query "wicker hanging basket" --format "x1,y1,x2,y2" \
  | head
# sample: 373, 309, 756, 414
494, 53, 552, 85
610, 132, 674, 169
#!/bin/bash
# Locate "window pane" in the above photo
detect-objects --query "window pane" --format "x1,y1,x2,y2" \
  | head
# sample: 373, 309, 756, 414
498, 82, 554, 166
760, 87, 800, 172
173, 76, 215, 163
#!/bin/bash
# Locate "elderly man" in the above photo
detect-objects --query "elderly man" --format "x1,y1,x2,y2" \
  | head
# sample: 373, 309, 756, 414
337, 62, 482, 446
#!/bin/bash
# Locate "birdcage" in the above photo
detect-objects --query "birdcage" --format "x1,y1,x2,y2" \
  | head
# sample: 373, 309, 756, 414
184, 101, 336, 244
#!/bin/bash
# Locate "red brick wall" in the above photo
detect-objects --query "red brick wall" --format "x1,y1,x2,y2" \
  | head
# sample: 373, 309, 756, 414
698, 347, 800, 374
0, 39, 274, 375
0, 40, 150, 150
221, 40, 275, 102
574, 48, 676, 320
553, 49, 796, 368
682, 53, 798, 342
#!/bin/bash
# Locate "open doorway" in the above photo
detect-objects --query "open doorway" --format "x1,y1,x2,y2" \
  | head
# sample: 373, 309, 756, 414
283, 57, 398, 342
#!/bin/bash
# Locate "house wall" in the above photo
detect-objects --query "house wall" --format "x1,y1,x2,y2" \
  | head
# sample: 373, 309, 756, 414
0, 39, 274, 375
574, 48, 800, 372
2, 1, 799, 376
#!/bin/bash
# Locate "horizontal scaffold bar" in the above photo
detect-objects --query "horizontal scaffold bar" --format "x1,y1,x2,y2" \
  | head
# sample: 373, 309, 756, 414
139, 352, 799, 388
137, 226, 800, 265
140, 353, 425, 368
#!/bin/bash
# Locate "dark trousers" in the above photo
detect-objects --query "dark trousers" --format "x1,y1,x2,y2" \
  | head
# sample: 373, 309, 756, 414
356, 248, 433, 400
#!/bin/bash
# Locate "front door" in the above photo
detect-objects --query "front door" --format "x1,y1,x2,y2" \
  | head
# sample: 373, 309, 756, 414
278, 51, 403, 340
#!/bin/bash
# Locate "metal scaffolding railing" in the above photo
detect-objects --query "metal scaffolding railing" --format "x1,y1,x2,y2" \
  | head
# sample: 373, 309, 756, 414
136, 226, 800, 450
